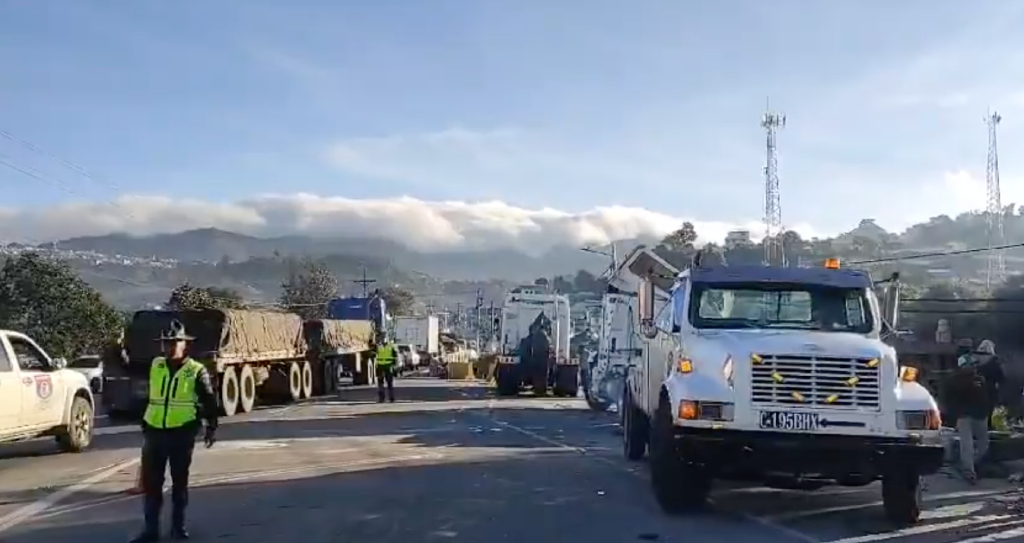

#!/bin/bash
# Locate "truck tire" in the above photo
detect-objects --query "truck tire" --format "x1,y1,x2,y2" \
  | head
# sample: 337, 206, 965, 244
300, 361, 314, 399
650, 395, 710, 513
321, 360, 337, 395
882, 470, 923, 526
553, 365, 579, 397
56, 396, 93, 453
220, 367, 240, 417
287, 361, 303, 402
238, 364, 256, 414
622, 389, 648, 461
532, 369, 548, 396
495, 365, 519, 397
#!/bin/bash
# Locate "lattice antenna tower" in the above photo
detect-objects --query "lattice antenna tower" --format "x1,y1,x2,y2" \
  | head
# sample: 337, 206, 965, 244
762, 101, 786, 266
985, 110, 1005, 289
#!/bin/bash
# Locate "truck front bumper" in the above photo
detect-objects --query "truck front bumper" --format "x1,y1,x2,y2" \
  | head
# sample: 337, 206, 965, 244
675, 427, 945, 482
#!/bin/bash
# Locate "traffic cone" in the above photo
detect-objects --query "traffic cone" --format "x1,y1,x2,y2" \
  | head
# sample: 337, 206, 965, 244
126, 458, 144, 494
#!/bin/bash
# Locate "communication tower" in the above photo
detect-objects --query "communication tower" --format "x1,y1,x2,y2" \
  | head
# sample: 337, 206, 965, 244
985, 110, 1005, 289
762, 101, 786, 266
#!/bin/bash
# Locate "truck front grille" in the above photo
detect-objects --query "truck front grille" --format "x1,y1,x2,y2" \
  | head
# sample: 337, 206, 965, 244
750, 354, 881, 410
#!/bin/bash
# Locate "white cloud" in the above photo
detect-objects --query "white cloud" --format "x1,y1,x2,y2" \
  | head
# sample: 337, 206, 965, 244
0, 194, 824, 255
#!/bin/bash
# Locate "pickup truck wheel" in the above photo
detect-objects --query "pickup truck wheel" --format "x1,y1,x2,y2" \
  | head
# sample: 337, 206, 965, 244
882, 470, 923, 526
219, 367, 240, 417
287, 362, 303, 402
622, 389, 648, 461
237, 365, 256, 414
650, 396, 710, 513
300, 361, 314, 399
56, 396, 93, 453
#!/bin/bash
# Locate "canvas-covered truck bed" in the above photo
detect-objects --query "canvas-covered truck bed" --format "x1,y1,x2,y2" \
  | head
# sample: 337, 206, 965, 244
303, 319, 376, 389
113, 309, 317, 418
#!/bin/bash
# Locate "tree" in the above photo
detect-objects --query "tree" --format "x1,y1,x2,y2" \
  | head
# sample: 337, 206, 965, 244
380, 286, 416, 316
279, 258, 338, 319
0, 253, 123, 359
167, 284, 246, 310
660, 222, 698, 251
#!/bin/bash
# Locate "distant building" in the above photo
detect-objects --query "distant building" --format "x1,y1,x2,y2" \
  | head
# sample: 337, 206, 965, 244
724, 230, 752, 249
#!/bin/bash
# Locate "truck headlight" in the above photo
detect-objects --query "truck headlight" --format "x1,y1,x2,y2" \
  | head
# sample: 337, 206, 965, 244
897, 409, 941, 431
679, 401, 734, 422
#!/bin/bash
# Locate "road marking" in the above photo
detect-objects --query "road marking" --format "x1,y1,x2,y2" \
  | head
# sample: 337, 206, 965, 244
470, 395, 821, 543
821, 515, 1014, 543
34, 453, 441, 521
768, 488, 1012, 521
0, 456, 139, 534
950, 521, 1024, 543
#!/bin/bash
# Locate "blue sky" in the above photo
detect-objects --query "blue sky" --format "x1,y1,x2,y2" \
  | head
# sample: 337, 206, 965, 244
1, 1, 1023, 249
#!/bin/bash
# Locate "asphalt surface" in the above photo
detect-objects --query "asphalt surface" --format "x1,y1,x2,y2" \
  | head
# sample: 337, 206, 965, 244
0, 378, 1023, 543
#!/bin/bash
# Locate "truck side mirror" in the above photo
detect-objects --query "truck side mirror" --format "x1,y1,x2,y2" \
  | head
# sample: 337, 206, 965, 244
881, 275, 901, 335
638, 278, 659, 339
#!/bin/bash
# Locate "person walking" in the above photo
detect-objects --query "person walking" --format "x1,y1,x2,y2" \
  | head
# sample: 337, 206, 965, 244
374, 336, 398, 403
943, 348, 991, 484
131, 320, 219, 543
974, 340, 1005, 430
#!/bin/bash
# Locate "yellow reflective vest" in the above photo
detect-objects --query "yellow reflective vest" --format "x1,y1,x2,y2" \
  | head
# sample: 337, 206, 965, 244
143, 357, 204, 429
375, 344, 396, 366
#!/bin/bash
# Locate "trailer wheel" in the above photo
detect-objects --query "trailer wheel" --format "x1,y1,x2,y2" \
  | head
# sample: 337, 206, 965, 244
238, 364, 256, 414
287, 362, 303, 402
300, 361, 314, 399
321, 360, 337, 395
220, 367, 240, 417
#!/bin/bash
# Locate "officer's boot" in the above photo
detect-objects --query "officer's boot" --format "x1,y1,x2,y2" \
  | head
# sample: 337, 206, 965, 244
377, 386, 385, 403
170, 495, 189, 539
130, 492, 162, 542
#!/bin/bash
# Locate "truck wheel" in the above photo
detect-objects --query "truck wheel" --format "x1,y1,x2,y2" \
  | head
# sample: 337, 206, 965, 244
56, 396, 94, 453
622, 389, 648, 461
650, 395, 710, 513
495, 366, 519, 397
300, 361, 314, 399
532, 371, 548, 396
287, 362, 303, 402
220, 367, 240, 417
882, 470, 923, 526
238, 364, 256, 414
323, 361, 337, 394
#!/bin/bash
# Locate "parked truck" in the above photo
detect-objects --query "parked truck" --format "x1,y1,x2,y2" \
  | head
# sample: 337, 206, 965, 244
619, 250, 943, 525
393, 315, 440, 359
103, 308, 377, 418
0, 329, 95, 453
493, 287, 579, 397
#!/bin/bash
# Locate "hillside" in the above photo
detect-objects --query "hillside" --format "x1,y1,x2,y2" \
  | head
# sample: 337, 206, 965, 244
39, 208, 1024, 309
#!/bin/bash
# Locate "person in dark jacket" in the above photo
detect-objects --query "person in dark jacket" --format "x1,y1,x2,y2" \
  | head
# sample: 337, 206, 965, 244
942, 351, 991, 483
131, 321, 219, 542
974, 340, 1005, 429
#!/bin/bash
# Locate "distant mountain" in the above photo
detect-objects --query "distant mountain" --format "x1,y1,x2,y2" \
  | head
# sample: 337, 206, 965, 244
52, 228, 648, 281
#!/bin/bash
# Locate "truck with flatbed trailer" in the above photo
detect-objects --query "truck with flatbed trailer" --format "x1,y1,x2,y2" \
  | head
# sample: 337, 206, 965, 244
617, 250, 943, 525
103, 308, 376, 417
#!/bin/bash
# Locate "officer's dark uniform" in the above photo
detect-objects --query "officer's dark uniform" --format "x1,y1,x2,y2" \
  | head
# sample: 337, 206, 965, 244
131, 321, 219, 543
375, 340, 397, 403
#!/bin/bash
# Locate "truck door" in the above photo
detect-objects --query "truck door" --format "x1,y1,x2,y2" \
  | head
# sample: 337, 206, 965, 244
0, 341, 24, 433
8, 336, 66, 428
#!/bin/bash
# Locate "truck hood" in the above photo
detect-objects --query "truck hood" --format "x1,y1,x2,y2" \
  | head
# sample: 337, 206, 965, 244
691, 329, 890, 362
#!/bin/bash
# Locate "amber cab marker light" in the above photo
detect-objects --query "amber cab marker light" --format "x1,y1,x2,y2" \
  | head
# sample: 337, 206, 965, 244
679, 401, 698, 420
824, 257, 841, 269
899, 366, 919, 383
677, 358, 694, 374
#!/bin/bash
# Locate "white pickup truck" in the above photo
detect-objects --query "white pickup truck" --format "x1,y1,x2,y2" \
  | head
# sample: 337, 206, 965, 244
0, 330, 96, 452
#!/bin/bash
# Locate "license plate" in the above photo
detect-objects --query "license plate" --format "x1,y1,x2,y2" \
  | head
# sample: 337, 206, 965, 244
759, 411, 819, 431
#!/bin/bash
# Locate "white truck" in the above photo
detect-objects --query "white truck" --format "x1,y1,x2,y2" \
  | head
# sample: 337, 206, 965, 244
620, 250, 943, 525
0, 330, 96, 452
584, 248, 678, 412
393, 316, 440, 358
494, 287, 578, 397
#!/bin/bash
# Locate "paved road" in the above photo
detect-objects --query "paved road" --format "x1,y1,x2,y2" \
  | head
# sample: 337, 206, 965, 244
0, 379, 1022, 543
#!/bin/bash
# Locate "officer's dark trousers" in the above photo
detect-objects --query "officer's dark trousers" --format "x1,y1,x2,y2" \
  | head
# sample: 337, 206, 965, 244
376, 364, 395, 402
141, 425, 197, 531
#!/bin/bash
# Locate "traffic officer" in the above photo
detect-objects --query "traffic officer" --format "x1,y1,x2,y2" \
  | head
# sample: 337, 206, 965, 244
374, 335, 398, 403
131, 320, 219, 543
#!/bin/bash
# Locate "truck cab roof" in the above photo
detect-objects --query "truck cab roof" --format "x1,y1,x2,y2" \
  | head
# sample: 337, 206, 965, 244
685, 265, 873, 289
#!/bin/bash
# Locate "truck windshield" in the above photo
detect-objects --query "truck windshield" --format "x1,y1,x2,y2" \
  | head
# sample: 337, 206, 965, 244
689, 282, 873, 333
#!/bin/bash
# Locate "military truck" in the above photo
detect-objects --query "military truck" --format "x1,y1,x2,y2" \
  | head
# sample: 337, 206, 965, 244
104, 309, 375, 417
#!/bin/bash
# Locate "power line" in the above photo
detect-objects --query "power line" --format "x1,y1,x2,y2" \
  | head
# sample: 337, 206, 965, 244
851, 240, 1024, 265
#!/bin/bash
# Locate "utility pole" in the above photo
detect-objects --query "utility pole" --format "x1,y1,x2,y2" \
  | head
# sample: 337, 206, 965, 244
985, 110, 1006, 290
474, 288, 484, 347
761, 99, 786, 267
352, 265, 377, 297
